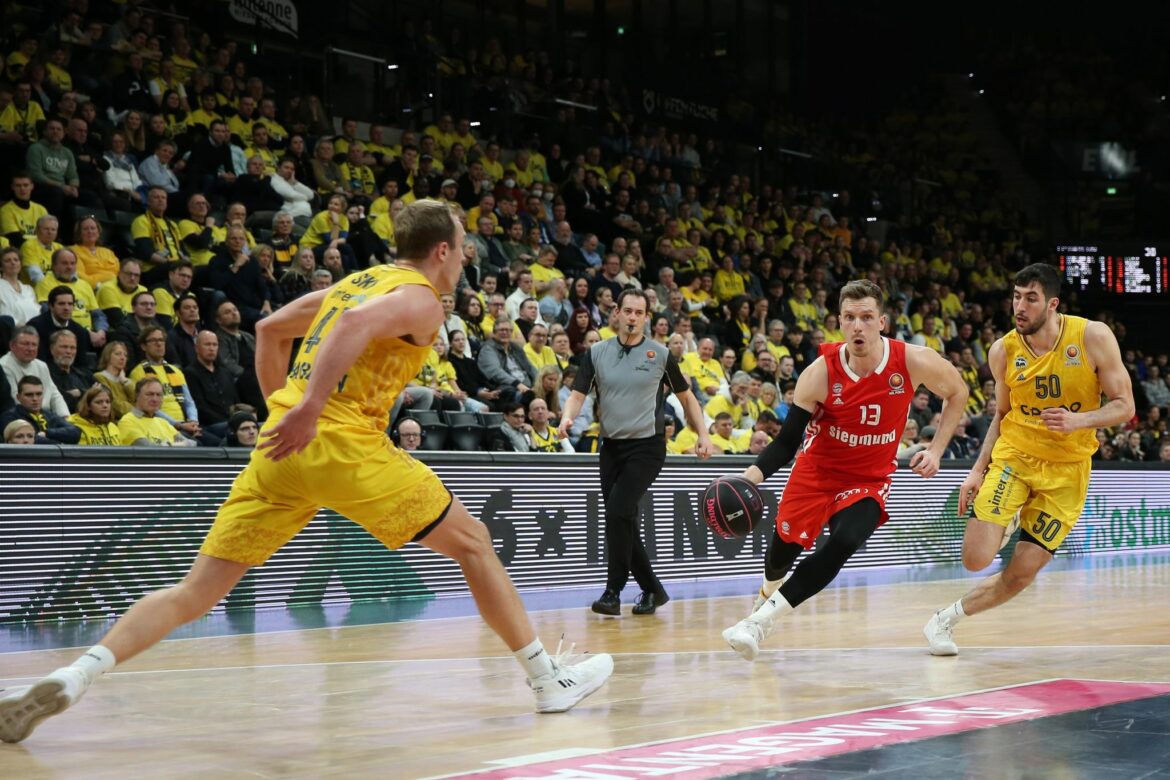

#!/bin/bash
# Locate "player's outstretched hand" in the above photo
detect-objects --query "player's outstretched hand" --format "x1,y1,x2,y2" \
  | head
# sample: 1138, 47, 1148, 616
556, 416, 572, 441
909, 448, 941, 479
1039, 407, 1081, 433
957, 468, 985, 516
258, 404, 319, 461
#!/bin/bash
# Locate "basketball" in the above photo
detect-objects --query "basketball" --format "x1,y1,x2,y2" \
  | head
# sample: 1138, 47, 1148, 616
702, 476, 765, 539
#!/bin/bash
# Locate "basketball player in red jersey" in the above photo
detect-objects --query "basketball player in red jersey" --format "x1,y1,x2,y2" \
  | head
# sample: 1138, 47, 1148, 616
723, 280, 968, 660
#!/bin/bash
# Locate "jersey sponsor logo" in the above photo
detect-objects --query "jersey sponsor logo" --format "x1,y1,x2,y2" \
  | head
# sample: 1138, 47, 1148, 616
828, 425, 898, 448
888, 373, 905, 394
988, 464, 1015, 514
1065, 344, 1082, 366
833, 397, 844, 405
1018, 401, 1083, 417
834, 487, 869, 502
1014, 356, 1027, 369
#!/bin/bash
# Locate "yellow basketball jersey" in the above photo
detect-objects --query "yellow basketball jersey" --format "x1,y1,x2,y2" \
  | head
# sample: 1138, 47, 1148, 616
269, 265, 439, 431
997, 315, 1099, 463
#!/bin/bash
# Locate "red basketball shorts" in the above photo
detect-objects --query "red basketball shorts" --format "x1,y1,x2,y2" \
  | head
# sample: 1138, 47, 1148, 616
775, 466, 893, 549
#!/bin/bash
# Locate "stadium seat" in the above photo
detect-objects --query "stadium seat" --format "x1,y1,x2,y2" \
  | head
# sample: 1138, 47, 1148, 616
110, 210, 138, 254
477, 411, 503, 430
405, 409, 448, 450
443, 411, 484, 452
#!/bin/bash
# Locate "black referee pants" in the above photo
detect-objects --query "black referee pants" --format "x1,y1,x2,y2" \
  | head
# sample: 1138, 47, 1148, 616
599, 435, 666, 594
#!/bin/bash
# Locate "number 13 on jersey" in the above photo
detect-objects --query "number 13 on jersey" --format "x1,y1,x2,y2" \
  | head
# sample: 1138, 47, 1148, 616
859, 404, 882, 426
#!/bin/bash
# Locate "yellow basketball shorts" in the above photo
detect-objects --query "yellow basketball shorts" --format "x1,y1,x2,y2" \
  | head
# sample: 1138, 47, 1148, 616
201, 420, 452, 565
972, 444, 1091, 551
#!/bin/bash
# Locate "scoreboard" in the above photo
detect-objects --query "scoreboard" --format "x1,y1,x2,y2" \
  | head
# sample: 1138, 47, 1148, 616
1057, 243, 1169, 295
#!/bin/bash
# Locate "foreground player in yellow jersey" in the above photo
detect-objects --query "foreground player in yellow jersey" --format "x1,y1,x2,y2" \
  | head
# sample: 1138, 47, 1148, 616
924, 263, 1134, 655
0, 201, 613, 744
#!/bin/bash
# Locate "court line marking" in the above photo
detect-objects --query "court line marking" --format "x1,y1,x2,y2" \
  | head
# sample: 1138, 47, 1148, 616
418, 677, 1170, 780
4, 647, 1170, 682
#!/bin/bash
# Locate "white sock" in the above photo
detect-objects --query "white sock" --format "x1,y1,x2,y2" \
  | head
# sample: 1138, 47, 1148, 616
937, 600, 967, 626
759, 577, 783, 600
70, 645, 116, 683
514, 639, 555, 679
751, 590, 793, 623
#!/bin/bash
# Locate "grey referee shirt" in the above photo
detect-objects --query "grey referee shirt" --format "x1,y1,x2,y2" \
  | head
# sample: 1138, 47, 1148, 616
573, 337, 690, 440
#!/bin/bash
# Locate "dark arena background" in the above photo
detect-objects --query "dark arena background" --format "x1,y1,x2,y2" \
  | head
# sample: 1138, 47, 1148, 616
1, 1, 1169, 778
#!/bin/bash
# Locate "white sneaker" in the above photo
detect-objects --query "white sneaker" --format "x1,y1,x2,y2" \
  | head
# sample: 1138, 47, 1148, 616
722, 618, 772, 662
923, 611, 959, 656
528, 639, 614, 713
0, 667, 90, 743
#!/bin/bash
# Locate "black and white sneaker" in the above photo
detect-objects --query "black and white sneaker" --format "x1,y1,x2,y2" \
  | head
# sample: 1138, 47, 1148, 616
528, 639, 614, 713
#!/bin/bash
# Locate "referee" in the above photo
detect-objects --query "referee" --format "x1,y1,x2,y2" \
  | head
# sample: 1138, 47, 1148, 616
559, 289, 715, 616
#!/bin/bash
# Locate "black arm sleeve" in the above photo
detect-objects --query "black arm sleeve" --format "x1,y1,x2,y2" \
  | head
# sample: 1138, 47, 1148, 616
665, 353, 690, 394
571, 348, 595, 394
182, 225, 214, 250
754, 405, 813, 480
134, 236, 157, 263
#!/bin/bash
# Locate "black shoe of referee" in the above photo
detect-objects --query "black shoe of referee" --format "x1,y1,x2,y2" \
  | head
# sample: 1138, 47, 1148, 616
632, 589, 670, 616
591, 589, 621, 616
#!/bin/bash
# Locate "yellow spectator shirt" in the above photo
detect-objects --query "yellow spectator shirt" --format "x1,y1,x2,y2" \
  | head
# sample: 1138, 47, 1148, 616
68, 415, 122, 446
118, 412, 176, 445
131, 213, 185, 271
71, 244, 121, 287
97, 283, 147, 315
34, 275, 99, 329
1, 200, 48, 243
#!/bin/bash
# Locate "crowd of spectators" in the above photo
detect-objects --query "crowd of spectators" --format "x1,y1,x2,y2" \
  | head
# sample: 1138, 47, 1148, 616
0, 3, 1165, 463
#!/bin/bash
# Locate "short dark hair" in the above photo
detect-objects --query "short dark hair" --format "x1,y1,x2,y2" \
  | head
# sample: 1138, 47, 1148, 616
616, 288, 649, 312
47, 285, 74, 305
838, 279, 884, 310
131, 290, 154, 307
138, 324, 165, 344
1014, 263, 1061, 300
17, 376, 43, 392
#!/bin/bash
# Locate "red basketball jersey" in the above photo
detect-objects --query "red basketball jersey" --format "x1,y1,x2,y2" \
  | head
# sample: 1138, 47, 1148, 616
796, 338, 913, 482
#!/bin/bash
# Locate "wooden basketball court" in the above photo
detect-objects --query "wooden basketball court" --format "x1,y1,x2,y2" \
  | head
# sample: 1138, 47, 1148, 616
2, 555, 1169, 778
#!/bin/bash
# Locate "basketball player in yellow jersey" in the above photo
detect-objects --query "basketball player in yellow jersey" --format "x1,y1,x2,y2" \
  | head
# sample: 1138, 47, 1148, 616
0, 201, 613, 745
924, 263, 1134, 656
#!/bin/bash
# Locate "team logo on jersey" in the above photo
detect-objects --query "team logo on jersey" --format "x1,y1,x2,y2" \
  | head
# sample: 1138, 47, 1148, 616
832, 382, 844, 395
1065, 344, 1081, 366
888, 373, 905, 394
646, 350, 656, 359
781, 521, 791, 534
1014, 356, 1027, 369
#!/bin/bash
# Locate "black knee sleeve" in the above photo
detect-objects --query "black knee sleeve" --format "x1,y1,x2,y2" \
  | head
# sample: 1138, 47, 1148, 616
764, 529, 804, 582
778, 499, 882, 607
